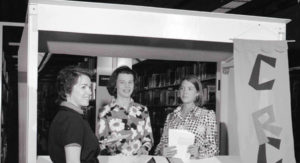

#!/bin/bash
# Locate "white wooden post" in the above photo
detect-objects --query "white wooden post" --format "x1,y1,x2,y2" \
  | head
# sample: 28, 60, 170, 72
18, 4, 39, 163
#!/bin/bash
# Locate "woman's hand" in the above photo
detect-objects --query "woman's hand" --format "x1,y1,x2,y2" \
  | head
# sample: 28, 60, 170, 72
187, 145, 200, 157
136, 146, 148, 156
99, 135, 118, 155
101, 134, 118, 147
160, 146, 177, 158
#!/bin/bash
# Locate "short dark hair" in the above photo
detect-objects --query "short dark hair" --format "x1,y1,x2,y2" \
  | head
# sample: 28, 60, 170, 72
179, 75, 204, 106
107, 65, 138, 98
56, 65, 92, 105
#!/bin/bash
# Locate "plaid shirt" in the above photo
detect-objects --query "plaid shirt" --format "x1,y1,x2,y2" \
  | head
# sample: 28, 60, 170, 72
98, 98, 153, 156
154, 105, 219, 159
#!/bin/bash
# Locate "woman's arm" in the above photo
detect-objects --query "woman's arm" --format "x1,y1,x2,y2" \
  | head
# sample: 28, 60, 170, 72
140, 107, 154, 153
98, 107, 112, 154
198, 110, 219, 158
65, 143, 81, 163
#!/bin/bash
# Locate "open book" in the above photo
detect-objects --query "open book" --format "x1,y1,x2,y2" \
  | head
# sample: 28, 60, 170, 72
168, 129, 195, 160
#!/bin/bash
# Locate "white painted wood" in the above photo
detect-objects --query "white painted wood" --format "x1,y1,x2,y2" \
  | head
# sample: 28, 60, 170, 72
0, 22, 24, 26
37, 156, 52, 163
37, 37, 233, 62
220, 59, 240, 155
36, 155, 242, 163
29, 0, 287, 24
215, 61, 221, 154
18, 4, 39, 163
95, 57, 113, 135
18, 24, 29, 163
32, 0, 289, 43
8, 42, 20, 46
30, 0, 288, 63
117, 58, 132, 68
27, 4, 39, 163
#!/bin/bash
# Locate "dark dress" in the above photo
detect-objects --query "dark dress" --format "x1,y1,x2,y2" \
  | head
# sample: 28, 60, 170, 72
48, 105, 100, 163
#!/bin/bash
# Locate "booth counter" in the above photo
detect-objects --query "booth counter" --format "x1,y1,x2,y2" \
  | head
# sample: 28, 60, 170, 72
37, 155, 241, 163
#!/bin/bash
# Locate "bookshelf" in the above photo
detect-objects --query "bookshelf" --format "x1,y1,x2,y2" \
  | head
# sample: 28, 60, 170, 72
1, 55, 13, 163
37, 56, 97, 155
132, 59, 217, 154
290, 71, 300, 161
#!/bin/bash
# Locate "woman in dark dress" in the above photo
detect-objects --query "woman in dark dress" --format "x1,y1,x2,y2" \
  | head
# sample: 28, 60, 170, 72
48, 66, 100, 163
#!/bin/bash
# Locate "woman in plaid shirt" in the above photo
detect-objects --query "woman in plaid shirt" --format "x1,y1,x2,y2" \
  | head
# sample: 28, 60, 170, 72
155, 75, 219, 159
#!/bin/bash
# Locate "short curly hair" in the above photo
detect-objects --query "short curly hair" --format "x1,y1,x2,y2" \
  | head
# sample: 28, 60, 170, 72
56, 65, 92, 105
107, 65, 139, 98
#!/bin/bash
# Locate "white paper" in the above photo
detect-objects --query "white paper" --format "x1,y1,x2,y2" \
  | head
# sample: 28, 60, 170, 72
168, 129, 195, 160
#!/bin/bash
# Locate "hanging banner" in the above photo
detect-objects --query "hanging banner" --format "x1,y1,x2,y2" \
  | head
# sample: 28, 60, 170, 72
233, 39, 296, 163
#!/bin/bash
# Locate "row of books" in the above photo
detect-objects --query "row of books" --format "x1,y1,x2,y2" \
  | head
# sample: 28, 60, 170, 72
203, 85, 216, 102
2, 53, 11, 160
2, 53, 7, 76
2, 53, 11, 91
149, 107, 176, 125
150, 107, 176, 139
135, 85, 216, 106
138, 62, 216, 90
2, 54, 10, 88
1, 82, 11, 104
135, 90, 180, 106
78, 57, 97, 73
38, 82, 97, 100
2, 72, 9, 88
38, 98, 57, 113
1, 105, 7, 125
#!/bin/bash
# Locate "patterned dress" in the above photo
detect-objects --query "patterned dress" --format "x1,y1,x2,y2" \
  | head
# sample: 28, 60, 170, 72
154, 105, 219, 159
98, 98, 153, 156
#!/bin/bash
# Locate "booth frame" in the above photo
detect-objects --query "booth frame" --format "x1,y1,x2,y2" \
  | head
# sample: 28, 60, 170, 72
18, 0, 290, 163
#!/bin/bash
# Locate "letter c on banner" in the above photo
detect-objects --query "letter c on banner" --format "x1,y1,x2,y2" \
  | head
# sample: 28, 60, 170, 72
249, 54, 276, 90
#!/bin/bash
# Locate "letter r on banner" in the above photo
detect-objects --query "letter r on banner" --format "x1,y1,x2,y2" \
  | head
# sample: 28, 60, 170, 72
252, 105, 282, 145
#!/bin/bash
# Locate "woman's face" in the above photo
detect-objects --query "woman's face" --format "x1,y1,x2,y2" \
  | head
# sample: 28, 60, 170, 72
67, 74, 92, 107
179, 80, 199, 105
116, 73, 134, 99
